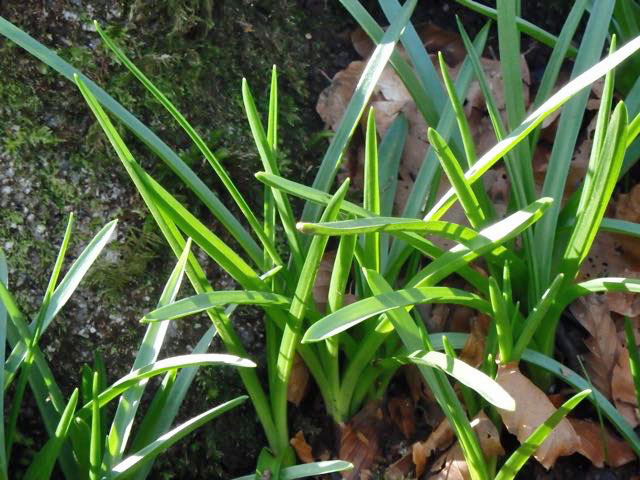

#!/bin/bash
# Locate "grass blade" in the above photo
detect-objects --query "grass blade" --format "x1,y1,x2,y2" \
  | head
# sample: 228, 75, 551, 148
94, 22, 277, 268
624, 316, 640, 412
494, 390, 590, 480
233, 460, 353, 480
410, 198, 552, 289
243, 77, 302, 270
142, 290, 290, 322
102, 239, 192, 469
363, 108, 381, 271
22, 389, 79, 480
489, 277, 513, 364
455, 0, 578, 55
89, 372, 100, 480
512, 273, 564, 362
110, 397, 248, 479
77, 354, 254, 416
390, 22, 490, 243
75, 75, 263, 290
406, 350, 515, 410
4, 219, 117, 385
522, 349, 640, 455
432, 333, 640, 455
425, 34, 640, 223
302, 286, 490, 342
342, 0, 439, 129
302, 0, 417, 223
0, 252, 6, 480
427, 127, 485, 228
273, 180, 350, 453
363, 271, 489, 480
497, 0, 535, 203
529, 0, 588, 152
379, 0, 445, 120
534, 2, 615, 290
560, 101, 627, 278
259, 172, 489, 290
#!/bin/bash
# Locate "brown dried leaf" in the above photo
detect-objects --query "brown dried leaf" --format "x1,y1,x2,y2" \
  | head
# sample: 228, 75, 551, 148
496, 364, 579, 469
290, 430, 314, 464
316, 61, 364, 131
287, 353, 310, 406
384, 453, 414, 480
429, 413, 504, 480
412, 418, 455, 478
388, 396, 415, 439
607, 292, 640, 317
569, 296, 621, 398
465, 57, 530, 117
312, 251, 336, 315
404, 365, 425, 404
377, 66, 412, 104
614, 184, 640, 262
339, 401, 384, 479
351, 27, 374, 58
417, 23, 466, 66
570, 418, 636, 467
612, 347, 640, 428
459, 317, 489, 368
578, 232, 631, 281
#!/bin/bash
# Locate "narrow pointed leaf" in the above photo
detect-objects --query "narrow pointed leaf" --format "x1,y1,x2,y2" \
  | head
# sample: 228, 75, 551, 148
406, 350, 516, 410
77, 354, 255, 415
95, 22, 278, 268
302, 287, 490, 342
302, 0, 417, 223
233, 460, 353, 480
110, 397, 248, 479
143, 290, 290, 322
495, 390, 591, 480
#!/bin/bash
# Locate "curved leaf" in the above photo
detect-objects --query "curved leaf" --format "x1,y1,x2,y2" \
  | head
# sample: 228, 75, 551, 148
143, 290, 290, 322
302, 287, 490, 342
406, 350, 516, 411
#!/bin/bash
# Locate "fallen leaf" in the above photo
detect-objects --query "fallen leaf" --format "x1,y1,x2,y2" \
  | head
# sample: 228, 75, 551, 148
388, 396, 415, 439
429, 412, 504, 480
287, 353, 310, 406
290, 430, 314, 464
607, 291, 640, 317
496, 363, 580, 469
417, 23, 466, 66
459, 316, 489, 368
316, 61, 365, 131
612, 347, 640, 428
578, 232, 633, 281
351, 27, 374, 58
384, 453, 414, 480
312, 251, 336, 314
412, 417, 455, 478
465, 56, 530, 118
339, 401, 384, 479
570, 418, 636, 467
614, 183, 640, 262
570, 295, 621, 398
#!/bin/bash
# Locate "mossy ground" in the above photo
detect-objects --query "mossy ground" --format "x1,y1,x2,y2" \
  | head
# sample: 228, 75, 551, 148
0, 0, 352, 477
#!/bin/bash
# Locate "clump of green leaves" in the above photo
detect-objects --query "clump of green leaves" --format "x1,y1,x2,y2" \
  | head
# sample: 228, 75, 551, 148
0, 216, 259, 479
4, 0, 640, 478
